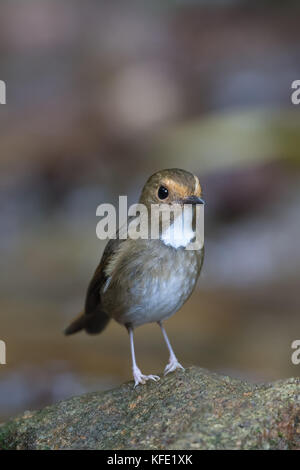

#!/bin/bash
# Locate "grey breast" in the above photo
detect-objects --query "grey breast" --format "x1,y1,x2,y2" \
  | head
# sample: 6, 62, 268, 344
101, 239, 202, 327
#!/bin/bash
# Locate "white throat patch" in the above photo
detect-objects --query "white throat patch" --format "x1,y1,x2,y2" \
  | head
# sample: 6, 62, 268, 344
161, 208, 195, 249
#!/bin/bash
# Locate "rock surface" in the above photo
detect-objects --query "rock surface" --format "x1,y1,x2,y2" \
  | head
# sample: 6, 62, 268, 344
0, 367, 299, 450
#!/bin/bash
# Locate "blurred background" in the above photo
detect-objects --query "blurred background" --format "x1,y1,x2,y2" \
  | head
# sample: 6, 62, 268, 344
0, 0, 300, 421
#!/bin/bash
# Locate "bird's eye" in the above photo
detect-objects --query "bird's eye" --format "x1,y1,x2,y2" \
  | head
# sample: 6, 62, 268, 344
158, 185, 169, 200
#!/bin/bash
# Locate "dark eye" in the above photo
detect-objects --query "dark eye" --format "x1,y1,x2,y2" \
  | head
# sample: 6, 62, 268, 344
158, 185, 169, 200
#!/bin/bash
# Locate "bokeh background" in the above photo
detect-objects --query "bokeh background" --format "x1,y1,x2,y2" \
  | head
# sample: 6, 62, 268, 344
0, 0, 300, 421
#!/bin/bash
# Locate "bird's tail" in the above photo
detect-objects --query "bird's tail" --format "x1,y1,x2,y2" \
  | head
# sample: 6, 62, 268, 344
64, 309, 110, 336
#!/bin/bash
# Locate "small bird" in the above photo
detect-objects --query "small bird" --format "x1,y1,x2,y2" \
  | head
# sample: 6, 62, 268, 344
65, 169, 205, 386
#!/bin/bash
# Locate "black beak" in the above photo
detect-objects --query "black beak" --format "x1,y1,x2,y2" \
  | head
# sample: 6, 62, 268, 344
182, 196, 205, 206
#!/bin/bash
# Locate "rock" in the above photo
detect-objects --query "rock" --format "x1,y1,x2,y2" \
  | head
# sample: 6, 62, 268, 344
0, 367, 299, 450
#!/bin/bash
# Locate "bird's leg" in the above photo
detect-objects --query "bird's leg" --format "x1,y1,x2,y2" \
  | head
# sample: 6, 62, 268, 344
127, 326, 160, 387
158, 321, 184, 375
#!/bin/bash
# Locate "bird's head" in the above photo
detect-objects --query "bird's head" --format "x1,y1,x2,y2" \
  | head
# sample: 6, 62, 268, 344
139, 168, 204, 209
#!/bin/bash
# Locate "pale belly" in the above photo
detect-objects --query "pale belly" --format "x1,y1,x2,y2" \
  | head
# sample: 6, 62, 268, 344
121, 269, 198, 326
101, 246, 201, 327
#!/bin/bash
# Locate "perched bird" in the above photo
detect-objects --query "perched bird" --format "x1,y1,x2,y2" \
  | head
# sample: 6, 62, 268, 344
65, 169, 205, 386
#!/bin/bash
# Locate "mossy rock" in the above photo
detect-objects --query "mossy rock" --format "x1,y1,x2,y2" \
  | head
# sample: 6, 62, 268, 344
0, 367, 299, 450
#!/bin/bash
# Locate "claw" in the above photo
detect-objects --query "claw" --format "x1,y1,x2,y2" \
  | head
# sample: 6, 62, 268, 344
164, 357, 184, 376
133, 367, 160, 387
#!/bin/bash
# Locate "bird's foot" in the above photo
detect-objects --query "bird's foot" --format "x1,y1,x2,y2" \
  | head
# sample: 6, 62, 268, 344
133, 366, 160, 387
164, 356, 184, 375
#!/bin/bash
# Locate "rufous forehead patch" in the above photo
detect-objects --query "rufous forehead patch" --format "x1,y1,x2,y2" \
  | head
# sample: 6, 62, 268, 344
161, 178, 190, 197
161, 175, 201, 197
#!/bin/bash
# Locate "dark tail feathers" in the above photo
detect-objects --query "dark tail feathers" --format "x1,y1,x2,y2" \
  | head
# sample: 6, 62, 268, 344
64, 309, 110, 336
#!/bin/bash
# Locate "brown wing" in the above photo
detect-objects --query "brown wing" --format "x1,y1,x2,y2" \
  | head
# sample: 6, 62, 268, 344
84, 237, 124, 315
64, 237, 126, 335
